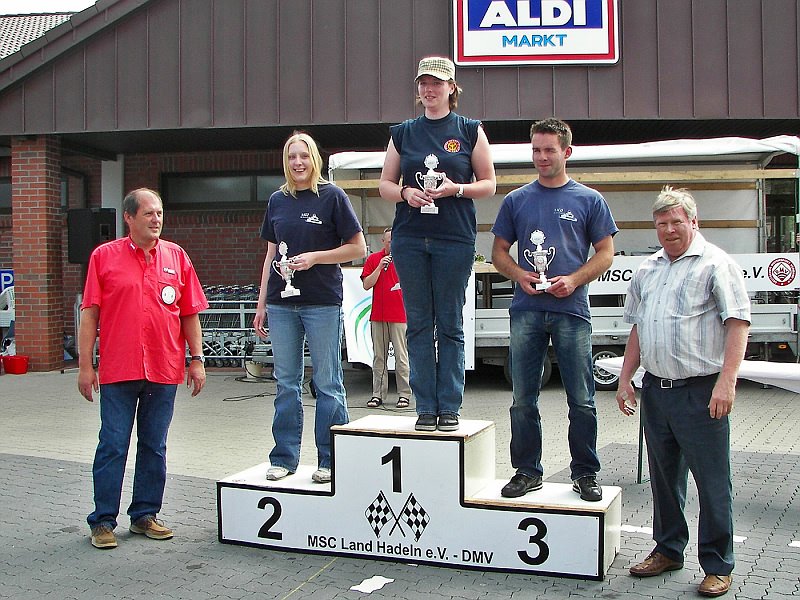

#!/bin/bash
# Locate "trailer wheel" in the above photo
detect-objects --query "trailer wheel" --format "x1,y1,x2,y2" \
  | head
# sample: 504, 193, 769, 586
592, 346, 623, 391
504, 354, 552, 387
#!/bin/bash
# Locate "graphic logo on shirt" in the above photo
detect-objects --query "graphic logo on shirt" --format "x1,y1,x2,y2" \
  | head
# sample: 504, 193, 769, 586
557, 209, 577, 222
162, 267, 176, 275
161, 285, 176, 305
768, 257, 796, 287
443, 139, 461, 153
300, 212, 323, 225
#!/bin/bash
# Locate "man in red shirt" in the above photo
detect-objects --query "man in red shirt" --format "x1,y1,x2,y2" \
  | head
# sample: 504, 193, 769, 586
78, 188, 208, 550
361, 228, 411, 408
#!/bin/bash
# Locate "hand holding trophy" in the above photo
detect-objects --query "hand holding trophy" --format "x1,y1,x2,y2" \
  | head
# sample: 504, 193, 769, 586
523, 230, 556, 291
414, 154, 444, 214
273, 241, 301, 298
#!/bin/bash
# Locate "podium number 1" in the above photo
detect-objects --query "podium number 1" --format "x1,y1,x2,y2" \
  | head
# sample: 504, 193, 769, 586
381, 446, 402, 493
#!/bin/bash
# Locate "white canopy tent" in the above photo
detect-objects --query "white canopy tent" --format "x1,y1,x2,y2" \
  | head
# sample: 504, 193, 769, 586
329, 135, 800, 174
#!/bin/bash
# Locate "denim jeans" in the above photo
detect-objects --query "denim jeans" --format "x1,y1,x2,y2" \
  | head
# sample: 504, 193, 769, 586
509, 310, 600, 480
87, 380, 177, 530
267, 304, 348, 471
390, 236, 474, 417
641, 372, 734, 575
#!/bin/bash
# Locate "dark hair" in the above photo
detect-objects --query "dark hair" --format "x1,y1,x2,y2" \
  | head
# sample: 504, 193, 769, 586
530, 118, 573, 149
122, 188, 162, 217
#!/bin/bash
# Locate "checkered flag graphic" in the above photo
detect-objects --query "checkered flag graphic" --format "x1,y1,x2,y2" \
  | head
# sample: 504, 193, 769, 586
400, 493, 430, 542
364, 491, 399, 538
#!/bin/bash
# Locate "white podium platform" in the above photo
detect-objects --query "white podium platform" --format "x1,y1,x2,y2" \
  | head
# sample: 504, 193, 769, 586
218, 415, 621, 580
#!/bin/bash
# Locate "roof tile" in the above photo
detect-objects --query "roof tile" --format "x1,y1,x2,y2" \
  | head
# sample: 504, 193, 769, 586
0, 14, 73, 60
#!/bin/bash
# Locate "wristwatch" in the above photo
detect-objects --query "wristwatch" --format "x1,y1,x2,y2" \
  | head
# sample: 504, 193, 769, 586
191, 355, 205, 365
455, 184, 464, 198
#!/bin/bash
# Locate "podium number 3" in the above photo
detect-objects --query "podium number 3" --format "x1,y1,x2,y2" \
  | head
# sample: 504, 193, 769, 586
517, 517, 549, 565
382, 446, 402, 493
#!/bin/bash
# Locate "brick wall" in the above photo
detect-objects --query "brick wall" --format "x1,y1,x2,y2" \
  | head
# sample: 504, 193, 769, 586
1, 157, 12, 271
4, 145, 316, 369
124, 150, 284, 286
11, 136, 64, 370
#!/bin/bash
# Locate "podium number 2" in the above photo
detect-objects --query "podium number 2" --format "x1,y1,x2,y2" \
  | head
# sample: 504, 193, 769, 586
257, 496, 283, 540
381, 446, 402, 493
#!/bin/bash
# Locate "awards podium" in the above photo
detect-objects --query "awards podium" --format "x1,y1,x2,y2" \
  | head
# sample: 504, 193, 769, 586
217, 416, 621, 580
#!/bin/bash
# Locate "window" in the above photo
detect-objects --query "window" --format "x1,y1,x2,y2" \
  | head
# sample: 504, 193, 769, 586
162, 173, 286, 208
0, 179, 9, 213
0, 176, 71, 213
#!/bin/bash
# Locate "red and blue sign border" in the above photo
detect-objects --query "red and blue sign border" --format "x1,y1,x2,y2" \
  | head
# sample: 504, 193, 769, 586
453, 0, 620, 66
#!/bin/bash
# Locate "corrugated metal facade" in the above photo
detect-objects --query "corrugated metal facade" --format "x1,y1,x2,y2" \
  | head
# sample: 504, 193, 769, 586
0, 0, 798, 149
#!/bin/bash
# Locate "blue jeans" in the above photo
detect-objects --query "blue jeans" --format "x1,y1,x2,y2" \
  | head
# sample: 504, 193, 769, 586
509, 310, 600, 480
88, 380, 177, 530
390, 236, 474, 418
267, 304, 348, 471
641, 372, 734, 575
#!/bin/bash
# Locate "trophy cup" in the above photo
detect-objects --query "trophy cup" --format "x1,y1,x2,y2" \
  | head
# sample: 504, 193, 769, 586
272, 241, 301, 298
414, 154, 443, 214
523, 230, 556, 291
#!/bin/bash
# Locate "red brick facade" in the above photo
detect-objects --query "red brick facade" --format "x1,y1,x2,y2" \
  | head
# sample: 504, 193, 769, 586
122, 150, 284, 286
2, 140, 289, 370
11, 136, 64, 371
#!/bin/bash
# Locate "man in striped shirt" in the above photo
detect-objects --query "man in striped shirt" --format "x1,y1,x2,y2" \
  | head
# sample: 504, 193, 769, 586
615, 186, 750, 598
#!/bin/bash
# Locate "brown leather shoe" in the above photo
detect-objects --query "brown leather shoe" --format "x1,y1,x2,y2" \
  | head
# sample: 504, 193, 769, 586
699, 574, 732, 597
629, 550, 683, 577
129, 516, 173, 540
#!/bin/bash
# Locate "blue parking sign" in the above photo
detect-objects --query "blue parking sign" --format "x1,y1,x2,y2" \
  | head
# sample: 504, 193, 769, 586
1, 269, 13, 292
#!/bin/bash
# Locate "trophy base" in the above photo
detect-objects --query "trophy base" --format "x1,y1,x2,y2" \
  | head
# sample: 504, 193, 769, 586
421, 204, 439, 214
281, 288, 301, 298
535, 281, 551, 291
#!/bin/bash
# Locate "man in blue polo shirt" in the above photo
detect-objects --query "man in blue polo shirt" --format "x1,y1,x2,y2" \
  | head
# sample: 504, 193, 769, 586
491, 118, 617, 502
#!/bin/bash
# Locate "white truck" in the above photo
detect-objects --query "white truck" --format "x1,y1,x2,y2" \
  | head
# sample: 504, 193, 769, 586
329, 136, 800, 389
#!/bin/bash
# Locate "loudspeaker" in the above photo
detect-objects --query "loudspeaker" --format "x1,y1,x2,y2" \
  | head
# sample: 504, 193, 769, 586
68, 208, 117, 264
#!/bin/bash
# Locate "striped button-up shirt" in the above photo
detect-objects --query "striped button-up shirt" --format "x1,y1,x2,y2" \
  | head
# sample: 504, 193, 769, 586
623, 232, 750, 380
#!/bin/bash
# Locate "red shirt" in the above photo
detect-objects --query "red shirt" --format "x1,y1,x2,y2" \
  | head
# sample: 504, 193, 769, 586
81, 237, 208, 385
360, 249, 406, 323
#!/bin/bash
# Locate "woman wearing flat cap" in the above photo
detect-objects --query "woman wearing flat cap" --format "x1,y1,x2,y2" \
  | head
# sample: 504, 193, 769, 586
379, 56, 496, 433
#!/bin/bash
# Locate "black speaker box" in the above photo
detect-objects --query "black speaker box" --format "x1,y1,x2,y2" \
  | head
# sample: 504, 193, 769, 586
67, 208, 117, 264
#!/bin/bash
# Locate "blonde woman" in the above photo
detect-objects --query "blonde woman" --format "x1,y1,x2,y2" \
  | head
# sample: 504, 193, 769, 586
254, 132, 366, 483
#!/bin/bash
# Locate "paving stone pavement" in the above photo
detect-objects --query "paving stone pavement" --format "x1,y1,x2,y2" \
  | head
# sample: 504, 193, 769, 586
0, 363, 798, 599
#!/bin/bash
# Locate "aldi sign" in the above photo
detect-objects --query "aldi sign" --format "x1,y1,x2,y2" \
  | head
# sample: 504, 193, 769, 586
454, 0, 619, 66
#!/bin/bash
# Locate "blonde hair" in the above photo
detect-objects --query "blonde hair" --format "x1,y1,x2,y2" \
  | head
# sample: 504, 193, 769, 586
280, 132, 328, 197
653, 186, 697, 221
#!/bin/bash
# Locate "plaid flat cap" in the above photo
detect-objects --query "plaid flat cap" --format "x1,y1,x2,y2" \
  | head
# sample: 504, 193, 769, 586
416, 57, 455, 81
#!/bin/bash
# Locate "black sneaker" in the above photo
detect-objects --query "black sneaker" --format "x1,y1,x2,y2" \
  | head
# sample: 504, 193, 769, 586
414, 414, 437, 431
501, 473, 543, 498
572, 475, 603, 501
437, 414, 459, 431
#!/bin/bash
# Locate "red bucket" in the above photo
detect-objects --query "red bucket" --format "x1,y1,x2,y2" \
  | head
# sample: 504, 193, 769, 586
3, 355, 29, 374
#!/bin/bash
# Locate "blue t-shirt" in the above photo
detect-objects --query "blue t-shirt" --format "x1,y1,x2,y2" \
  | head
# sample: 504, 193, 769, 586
391, 112, 481, 245
260, 183, 363, 306
491, 179, 618, 321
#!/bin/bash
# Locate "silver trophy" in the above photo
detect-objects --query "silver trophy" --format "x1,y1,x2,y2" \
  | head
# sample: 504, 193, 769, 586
414, 154, 443, 214
523, 230, 556, 291
272, 241, 301, 298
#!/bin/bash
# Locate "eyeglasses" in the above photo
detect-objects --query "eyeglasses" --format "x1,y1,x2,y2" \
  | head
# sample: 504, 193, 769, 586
383, 227, 392, 233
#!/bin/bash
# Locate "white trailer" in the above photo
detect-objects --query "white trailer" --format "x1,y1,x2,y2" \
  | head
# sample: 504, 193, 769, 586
329, 136, 800, 389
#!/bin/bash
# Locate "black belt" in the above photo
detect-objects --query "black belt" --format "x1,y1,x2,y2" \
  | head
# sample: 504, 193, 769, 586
645, 372, 718, 389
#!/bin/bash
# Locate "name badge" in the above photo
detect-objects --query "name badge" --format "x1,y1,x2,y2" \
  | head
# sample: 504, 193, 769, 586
161, 285, 176, 305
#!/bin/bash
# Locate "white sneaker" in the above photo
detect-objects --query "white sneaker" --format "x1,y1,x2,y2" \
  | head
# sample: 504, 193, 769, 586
266, 466, 290, 480
312, 468, 331, 483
